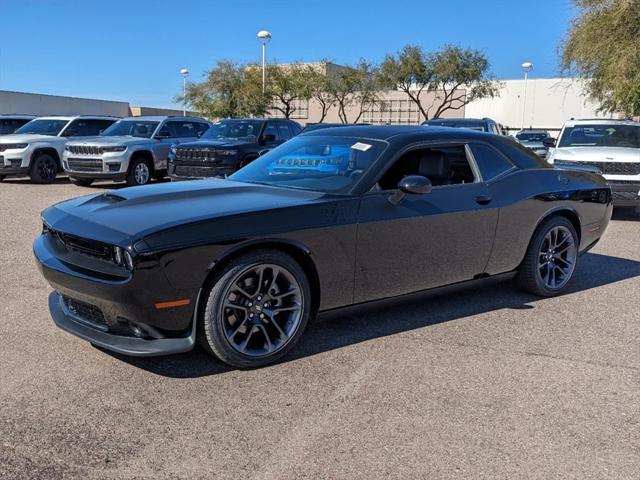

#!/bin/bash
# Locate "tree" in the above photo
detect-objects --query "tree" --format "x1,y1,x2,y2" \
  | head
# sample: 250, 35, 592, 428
306, 63, 336, 123
380, 44, 500, 120
266, 62, 315, 119
179, 60, 268, 118
379, 45, 433, 120
561, 0, 640, 116
426, 45, 500, 119
329, 61, 381, 123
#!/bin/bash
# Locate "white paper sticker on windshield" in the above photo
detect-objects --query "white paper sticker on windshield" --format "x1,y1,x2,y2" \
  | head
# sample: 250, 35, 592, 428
351, 142, 372, 152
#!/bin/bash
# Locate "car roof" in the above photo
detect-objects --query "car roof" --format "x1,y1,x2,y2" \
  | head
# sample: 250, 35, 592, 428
563, 118, 640, 127
121, 115, 208, 122
33, 115, 119, 121
301, 125, 493, 142
517, 129, 548, 134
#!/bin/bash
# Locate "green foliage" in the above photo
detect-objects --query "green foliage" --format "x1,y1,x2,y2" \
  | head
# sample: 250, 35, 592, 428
561, 0, 640, 116
266, 62, 316, 119
178, 60, 268, 119
328, 61, 381, 123
380, 44, 500, 120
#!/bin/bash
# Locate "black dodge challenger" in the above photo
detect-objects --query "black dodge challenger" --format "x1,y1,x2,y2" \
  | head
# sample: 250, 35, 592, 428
34, 126, 613, 368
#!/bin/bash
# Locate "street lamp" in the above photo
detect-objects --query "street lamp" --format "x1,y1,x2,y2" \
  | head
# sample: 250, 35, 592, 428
180, 68, 189, 116
257, 30, 271, 93
521, 62, 533, 130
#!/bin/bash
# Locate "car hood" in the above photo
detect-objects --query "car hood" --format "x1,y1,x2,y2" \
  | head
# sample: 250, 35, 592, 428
41, 178, 329, 247
0, 133, 62, 143
550, 146, 640, 162
177, 138, 255, 149
66, 136, 154, 147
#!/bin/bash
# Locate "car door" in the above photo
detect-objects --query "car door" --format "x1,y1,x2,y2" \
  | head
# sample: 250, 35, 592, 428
354, 142, 500, 303
154, 122, 181, 169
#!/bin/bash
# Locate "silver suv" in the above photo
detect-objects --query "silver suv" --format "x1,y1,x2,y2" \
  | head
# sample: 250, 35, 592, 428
0, 116, 118, 183
62, 116, 211, 187
547, 119, 640, 209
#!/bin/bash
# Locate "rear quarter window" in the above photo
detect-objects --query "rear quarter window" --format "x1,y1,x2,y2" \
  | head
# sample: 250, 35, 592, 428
492, 136, 552, 169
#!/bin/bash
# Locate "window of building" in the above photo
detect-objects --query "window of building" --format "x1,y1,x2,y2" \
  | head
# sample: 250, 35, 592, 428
363, 99, 421, 125
269, 98, 309, 120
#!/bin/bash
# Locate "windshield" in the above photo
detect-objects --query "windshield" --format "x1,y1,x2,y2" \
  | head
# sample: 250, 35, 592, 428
558, 124, 640, 148
14, 119, 69, 136
202, 121, 263, 140
229, 135, 388, 194
101, 120, 160, 138
517, 132, 548, 142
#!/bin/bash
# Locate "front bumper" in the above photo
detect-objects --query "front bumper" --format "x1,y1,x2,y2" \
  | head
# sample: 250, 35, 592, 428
62, 152, 129, 179
0, 153, 29, 176
608, 181, 640, 206
34, 233, 198, 356
48, 292, 196, 356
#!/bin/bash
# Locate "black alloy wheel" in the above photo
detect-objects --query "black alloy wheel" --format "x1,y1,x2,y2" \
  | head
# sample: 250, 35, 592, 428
517, 216, 579, 296
30, 152, 58, 184
199, 250, 311, 368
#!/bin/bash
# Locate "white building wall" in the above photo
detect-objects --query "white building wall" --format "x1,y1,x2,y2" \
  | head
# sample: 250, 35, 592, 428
465, 78, 613, 133
0, 90, 130, 117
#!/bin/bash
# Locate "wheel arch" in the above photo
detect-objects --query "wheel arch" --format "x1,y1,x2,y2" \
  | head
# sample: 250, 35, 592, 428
128, 149, 155, 175
537, 207, 582, 244
197, 239, 321, 320
30, 147, 61, 169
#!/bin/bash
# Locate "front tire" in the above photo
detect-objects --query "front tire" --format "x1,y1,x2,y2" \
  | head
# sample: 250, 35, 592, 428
0, 175, 5, 182
126, 158, 152, 186
70, 177, 94, 187
30, 152, 58, 184
516, 216, 579, 297
199, 250, 312, 368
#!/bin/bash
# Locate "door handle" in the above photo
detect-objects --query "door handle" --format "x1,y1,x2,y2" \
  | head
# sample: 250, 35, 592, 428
475, 195, 492, 205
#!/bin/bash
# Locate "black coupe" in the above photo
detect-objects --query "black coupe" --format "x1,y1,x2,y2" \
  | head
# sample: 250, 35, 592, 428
34, 126, 613, 368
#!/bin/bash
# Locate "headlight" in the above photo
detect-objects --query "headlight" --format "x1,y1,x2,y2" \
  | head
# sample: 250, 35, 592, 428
0, 143, 28, 151
169, 145, 177, 155
216, 149, 238, 156
113, 246, 134, 271
102, 146, 127, 153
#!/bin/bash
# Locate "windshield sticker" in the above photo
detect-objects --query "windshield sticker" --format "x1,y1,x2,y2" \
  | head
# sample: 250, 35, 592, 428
351, 142, 372, 152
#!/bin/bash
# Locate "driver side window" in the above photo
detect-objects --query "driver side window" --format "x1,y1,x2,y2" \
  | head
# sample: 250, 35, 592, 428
377, 145, 478, 191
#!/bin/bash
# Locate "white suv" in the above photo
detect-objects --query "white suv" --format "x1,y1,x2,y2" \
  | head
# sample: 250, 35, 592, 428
0, 116, 118, 183
62, 116, 211, 187
547, 119, 640, 209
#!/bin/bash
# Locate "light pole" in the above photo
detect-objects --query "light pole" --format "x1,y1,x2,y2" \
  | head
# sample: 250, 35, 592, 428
257, 30, 271, 93
521, 62, 533, 130
180, 68, 189, 116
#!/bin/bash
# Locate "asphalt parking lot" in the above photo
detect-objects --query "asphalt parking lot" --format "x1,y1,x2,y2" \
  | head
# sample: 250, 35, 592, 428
1, 177, 639, 480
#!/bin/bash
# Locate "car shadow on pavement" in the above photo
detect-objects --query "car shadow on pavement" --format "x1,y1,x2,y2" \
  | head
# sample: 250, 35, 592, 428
105, 252, 640, 378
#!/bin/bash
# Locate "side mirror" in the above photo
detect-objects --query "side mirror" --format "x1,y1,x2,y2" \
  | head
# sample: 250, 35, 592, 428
542, 137, 556, 148
388, 175, 432, 205
261, 133, 276, 143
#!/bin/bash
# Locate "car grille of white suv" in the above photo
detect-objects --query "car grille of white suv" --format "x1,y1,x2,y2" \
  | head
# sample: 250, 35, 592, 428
67, 145, 103, 155
555, 160, 640, 175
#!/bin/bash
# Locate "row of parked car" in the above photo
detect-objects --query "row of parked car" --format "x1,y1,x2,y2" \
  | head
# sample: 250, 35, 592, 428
0, 114, 304, 186
1, 113, 638, 208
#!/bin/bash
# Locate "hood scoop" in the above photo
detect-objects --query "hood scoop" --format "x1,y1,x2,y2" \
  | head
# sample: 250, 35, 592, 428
101, 193, 126, 203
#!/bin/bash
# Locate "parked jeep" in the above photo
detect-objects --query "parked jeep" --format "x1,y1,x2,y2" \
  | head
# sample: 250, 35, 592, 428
547, 118, 640, 209
0, 116, 117, 183
168, 118, 301, 180
62, 116, 211, 186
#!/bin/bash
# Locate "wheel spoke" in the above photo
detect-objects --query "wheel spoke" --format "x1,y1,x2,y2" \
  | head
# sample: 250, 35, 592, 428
224, 302, 248, 312
265, 267, 281, 296
272, 305, 300, 313
238, 327, 255, 352
229, 318, 248, 340
265, 313, 288, 341
271, 286, 300, 300
256, 324, 273, 352
233, 284, 253, 300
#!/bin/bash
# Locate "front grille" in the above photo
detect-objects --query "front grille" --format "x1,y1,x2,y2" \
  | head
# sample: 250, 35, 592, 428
67, 145, 103, 155
48, 227, 114, 261
67, 158, 103, 172
175, 148, 222, 162
62, 295, 106, 327
555, 160, 640, 175
173, 165, 222, 178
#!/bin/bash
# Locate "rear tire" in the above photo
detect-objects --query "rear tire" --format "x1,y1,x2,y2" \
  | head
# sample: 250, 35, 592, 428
70, 177, 94, 187
126, 157, 152, 186
30, 152, 59, 184
0, 175, 5, 182
198, 250, 312, 368
516, 216, 579, 297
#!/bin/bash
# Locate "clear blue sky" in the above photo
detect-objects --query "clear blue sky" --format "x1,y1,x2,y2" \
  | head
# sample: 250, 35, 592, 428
0, 0, 577, 109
